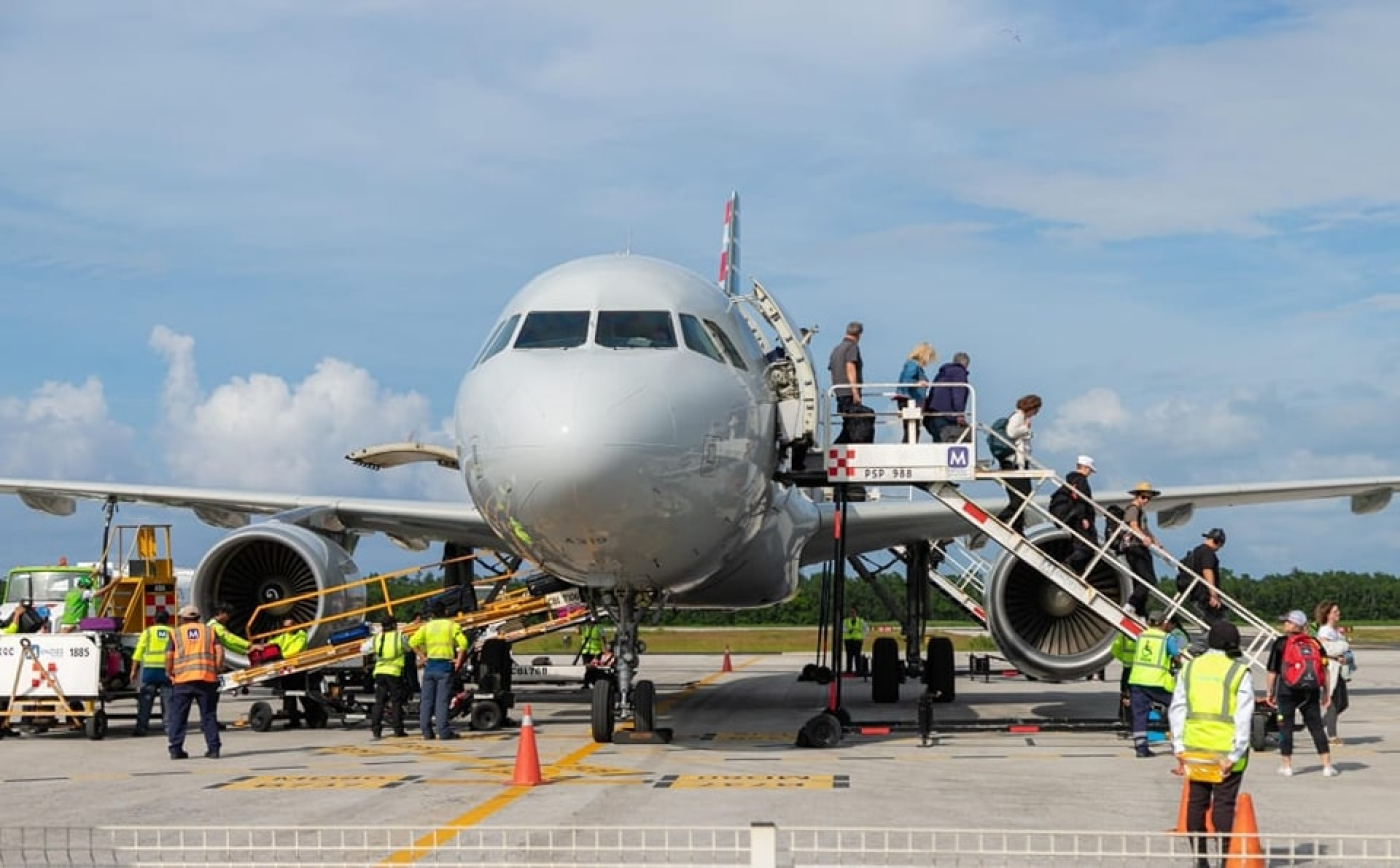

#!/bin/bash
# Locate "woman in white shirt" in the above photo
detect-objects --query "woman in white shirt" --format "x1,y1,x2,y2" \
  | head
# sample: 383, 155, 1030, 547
1314, 600, 1349, 745
995, 394, 1042, 533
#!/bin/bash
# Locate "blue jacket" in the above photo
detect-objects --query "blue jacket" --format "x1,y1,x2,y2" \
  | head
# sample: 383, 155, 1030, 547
926, 362, 969, 413
897, 360, 927, 404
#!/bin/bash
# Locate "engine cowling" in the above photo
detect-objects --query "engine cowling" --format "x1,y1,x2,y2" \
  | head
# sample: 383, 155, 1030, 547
984, 523, 1130, 682
192, 522, 366, 667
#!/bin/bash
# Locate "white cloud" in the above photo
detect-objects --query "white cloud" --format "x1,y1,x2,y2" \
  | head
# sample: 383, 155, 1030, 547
0, 378, 135, 478
148, 326, 451, 495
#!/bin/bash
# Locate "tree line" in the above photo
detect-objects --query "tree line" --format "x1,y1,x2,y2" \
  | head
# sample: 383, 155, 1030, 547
367, 567, 1400, 626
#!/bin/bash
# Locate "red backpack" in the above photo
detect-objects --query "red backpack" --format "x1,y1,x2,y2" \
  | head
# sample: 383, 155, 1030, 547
1280, 633, 1325, 691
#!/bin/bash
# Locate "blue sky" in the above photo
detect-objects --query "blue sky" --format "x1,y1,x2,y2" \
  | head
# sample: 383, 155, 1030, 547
1, 0, 1396, 580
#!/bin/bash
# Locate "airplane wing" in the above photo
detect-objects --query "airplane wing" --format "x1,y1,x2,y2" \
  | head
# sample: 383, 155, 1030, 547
0, 478, 509, 551
802, 476, 1400, 565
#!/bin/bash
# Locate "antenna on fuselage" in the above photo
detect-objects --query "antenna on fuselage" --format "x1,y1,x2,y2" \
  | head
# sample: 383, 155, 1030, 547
718, 191, 739, 296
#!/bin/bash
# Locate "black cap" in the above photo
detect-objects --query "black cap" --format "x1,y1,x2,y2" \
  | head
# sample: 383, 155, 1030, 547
1202, 528, 1227, 544
1207, 620, 1241, 651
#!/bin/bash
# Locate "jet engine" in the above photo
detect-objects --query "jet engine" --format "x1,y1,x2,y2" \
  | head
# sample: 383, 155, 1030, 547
983, 523, 1130, 682
192, 522, 366, 666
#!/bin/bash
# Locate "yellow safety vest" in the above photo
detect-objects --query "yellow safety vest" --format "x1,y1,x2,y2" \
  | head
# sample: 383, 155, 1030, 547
169, 623, 220, 684
1128, 628, 1175, 691
271, 629, 308, 657
134, 625, 174, 668
843, 617, 867, 642
579, 624, 603, 655
373, 630, 407, 677
1111, 633, 1137, 666
410, 618, 466, 661
1181, 652, 1249, 772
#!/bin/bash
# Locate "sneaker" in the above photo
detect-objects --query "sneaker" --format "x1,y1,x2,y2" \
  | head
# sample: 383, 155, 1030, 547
371, 732, 382, 740
1277, 765, 1293, 777
204, 749, 220, 759
170, 751, 189, 761
1323, 766, 1340, 778
1123, 604, 1137, 616
1135, 748, 1155, 758
1329, 737, 1343, 746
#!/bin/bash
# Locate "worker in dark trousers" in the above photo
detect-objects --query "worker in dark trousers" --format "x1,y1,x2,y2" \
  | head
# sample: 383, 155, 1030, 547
409, 602, 467, 740
165, 605, 223, 760
129, 610, 174, 737
1170, 621, 1254, 868
1128, 611, 1181, 757
367, 615, 408, 739
842, 607, 868, 675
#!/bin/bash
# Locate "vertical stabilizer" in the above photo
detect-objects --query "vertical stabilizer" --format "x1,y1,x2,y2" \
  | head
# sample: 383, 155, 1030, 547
718, 191, 740, 296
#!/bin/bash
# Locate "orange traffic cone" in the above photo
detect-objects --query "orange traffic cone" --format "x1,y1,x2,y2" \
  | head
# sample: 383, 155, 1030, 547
1223, 793, 1264, 866
721, 646, 733, 673
510, 704, 543, 787
1170, 777, 1214, 834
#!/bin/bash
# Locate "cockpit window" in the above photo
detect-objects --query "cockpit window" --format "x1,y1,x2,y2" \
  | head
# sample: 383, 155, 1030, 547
704, 319, 750, 371
679, 314, 726, 364
473, 314, 520, 368
514, 311, 589, 349
595, 311, 677, 349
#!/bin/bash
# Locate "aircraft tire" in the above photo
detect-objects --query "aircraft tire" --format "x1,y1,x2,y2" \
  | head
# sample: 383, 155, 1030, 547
924, 636, 956, 703
871, 637, 900, 703
632, 680, 656, 732
590, 679, 615, 743
249, 701, 274, 733
470, 699, 503, 732
305, 703, 330, 730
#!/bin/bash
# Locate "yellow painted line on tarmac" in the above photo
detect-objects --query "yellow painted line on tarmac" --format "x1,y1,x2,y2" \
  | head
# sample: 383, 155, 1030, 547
379, 740, 604, 865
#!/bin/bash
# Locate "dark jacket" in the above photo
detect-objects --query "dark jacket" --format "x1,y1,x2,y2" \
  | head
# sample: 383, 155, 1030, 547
925, 362, 969, 414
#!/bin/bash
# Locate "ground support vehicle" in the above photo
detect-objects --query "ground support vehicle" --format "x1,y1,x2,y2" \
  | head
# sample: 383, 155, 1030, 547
0, 633, 109, 739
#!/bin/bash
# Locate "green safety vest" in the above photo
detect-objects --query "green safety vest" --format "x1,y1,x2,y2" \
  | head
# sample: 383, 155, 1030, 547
1127, 628, 1175, 691
208, 619, 251, 654
134, 625, 174, 668
1181, 652, 1250, 772
842, 617, 867, 642
579, 624, 604, 655
61, 588, 89, 626
1111, 633, 1137, 666
410, 618, 466, 661
373, 630, 407, 677
271, 629, 308, 657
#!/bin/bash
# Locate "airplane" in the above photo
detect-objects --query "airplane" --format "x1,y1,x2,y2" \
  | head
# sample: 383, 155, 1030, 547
1, 193, 1397, 743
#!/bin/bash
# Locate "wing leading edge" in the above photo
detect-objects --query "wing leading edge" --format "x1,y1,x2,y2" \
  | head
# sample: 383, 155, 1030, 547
0, 478, 508, 551
801, 476, 1400, 565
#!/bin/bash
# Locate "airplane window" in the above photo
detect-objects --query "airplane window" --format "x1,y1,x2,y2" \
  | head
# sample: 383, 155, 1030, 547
679, 314, 726, 364
515, 311, 589, 349
704, 319, 750, 371
596, 311, 677, 349
472, 314, 520, 367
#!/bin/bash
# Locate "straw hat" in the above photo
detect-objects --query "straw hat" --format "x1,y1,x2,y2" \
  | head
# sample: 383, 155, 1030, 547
1128, 481, 1161, 498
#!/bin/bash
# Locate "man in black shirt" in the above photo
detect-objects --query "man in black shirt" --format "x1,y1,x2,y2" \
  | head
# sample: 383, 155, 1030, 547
1181, 528, 1228, 625
1121, 482, 1161, 615
1052, 456, 1097, 573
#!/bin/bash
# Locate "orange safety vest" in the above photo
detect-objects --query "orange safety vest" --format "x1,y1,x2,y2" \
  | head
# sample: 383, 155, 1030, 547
169, 622, 220, 684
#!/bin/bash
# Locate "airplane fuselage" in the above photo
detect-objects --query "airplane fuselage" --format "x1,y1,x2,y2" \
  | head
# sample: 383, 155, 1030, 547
455, 255, 813, 605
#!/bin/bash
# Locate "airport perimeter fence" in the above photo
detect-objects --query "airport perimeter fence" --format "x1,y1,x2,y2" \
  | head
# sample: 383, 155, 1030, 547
3, 825, 1400, 866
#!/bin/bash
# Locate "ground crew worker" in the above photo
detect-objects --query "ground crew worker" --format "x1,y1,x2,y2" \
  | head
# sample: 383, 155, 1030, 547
842, 607, 869, 675
130, 610, 174, 737
58, 572, 118, 633
207, 603, 251, 656
1128, 610, 1182, 757
365, 615, 408, 739
578, 617, 605, 664
1169, 620, 1253, 866
165, 605, 224, 760
267, 617, 314, 728
409, 601, 467, 740
1110, 630, 1137, 726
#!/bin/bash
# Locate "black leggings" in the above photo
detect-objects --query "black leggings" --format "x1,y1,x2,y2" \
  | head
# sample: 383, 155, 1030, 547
1278, 687, 1329, 757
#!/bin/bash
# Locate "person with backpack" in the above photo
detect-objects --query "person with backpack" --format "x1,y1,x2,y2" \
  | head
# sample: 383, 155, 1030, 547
1115, 483, 1160, 615
1048, 455, 1097, 572
986, 394, 1042, 539
1177, 529, 1228, 626
1264, 609, 1336, 777
922, 351, 971, 443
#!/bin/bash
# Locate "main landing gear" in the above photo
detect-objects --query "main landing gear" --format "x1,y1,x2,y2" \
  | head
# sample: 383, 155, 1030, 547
589, 589, 670, 744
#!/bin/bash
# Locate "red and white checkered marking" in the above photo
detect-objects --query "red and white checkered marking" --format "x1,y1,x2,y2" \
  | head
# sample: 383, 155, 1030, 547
826, 448, 858, 478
